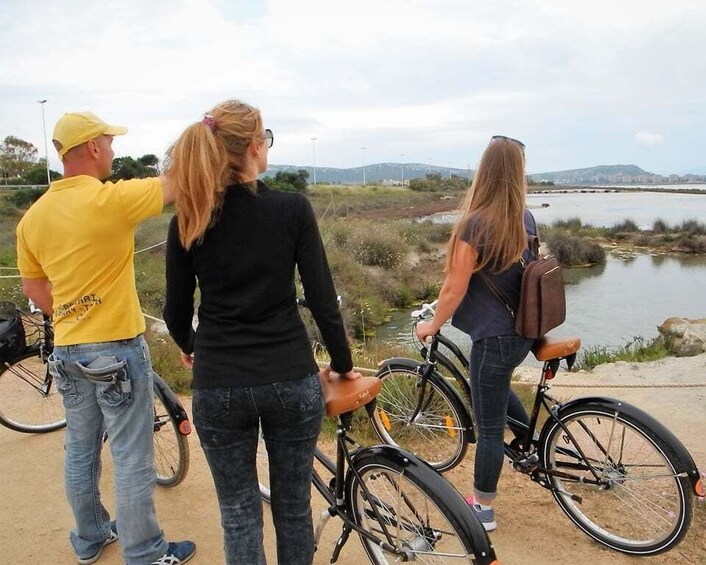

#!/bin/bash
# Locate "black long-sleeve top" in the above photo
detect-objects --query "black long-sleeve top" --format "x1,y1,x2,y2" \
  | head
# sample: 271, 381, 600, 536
163, 180, 353, 389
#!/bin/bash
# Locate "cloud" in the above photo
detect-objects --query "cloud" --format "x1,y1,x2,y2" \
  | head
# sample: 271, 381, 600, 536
634, 132, 664, 147
1, 0, 705, 173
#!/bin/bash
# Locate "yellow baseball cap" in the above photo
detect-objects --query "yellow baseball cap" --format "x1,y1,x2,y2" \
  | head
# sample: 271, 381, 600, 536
52, 111, 128, 157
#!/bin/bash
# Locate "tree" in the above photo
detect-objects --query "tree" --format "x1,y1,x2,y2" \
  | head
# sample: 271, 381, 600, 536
262, 169, 310, 193
0, 136, 40, 179
21, 162, 61, 185
111, 155, 160, 181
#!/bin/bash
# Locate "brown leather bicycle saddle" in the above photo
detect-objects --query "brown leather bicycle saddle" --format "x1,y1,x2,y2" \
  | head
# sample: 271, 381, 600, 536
532, 336, 581, 361
320, 373, 381, 417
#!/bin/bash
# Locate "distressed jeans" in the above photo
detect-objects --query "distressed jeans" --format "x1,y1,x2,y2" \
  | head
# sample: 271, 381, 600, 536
468, 335, 535, 500
193, 372, 324, 565
49, 335, 168, 564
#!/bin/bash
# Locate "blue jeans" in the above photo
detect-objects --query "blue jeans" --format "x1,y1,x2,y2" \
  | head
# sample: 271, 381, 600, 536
193, 372, 324, 565
49, 335, 168, 564
468, 335, 535, 501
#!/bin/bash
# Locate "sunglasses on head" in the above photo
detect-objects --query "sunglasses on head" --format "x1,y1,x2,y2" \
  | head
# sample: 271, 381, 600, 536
491, 135, 525, 153
262, 128, 274, 148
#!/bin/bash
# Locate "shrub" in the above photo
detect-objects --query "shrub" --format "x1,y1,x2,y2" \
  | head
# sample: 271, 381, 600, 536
607, 219, 640, 234
545, 231, 606, 266
551, 217, 584, 231
652, 218, 669, 233
677, 235, 706, 253
678, 218, 706, 235
8, 187, 46, 209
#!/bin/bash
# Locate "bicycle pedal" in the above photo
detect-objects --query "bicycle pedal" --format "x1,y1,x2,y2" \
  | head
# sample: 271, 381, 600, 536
511, 452, 539, 472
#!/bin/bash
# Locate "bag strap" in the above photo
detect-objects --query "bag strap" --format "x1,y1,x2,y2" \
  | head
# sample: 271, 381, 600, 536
478, 234, 540, 318
479, 271, 516, 318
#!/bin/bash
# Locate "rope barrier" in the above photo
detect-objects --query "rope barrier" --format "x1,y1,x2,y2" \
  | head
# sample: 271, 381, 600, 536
513, 380, 706, 389
135, 240, 167, 254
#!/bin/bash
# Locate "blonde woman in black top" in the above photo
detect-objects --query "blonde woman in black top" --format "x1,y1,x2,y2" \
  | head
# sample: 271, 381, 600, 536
163, 99, 359, 565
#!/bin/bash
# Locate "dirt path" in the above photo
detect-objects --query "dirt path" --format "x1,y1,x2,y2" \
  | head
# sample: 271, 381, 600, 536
1, 354, 705, 564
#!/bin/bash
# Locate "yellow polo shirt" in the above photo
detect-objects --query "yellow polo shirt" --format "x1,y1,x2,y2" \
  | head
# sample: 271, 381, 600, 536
16, 175, 163, 346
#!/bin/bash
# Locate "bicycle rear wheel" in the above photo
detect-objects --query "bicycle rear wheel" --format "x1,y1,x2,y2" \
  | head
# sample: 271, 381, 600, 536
540, 402, 693, 555
371, 365, 469, 472
0, 351, 66, 433
153, 384, 189, 487
347, 447, 497, 564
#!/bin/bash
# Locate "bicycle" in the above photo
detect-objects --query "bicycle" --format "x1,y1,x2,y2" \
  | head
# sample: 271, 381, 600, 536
0, 301, 191, 487
369, 300, 705, 556
256, 371, 499, 564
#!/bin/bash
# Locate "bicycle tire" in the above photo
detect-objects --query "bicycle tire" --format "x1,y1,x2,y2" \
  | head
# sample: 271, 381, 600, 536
0, 350, 66, 433
540, 401, 693, 555
371, 362, 470, 472
346, 446, 497, 564
153, 383, 189, 487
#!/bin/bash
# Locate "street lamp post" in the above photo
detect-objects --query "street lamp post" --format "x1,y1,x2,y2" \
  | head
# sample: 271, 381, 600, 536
37, 99, 50, 186
400, 153, 405, 186
310, 137, 317, 186
361, 146, 367, 186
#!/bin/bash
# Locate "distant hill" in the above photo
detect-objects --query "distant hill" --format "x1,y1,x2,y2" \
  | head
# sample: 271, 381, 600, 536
264, 163, 472, 184
528, 165, 706, 185
263, 163, 706, 186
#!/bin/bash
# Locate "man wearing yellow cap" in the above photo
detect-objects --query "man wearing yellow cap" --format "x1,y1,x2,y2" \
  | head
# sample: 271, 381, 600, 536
15, 112, 196, 565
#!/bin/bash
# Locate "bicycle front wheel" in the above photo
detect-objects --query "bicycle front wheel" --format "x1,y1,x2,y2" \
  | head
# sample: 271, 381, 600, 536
540, 402, 693, 555
347, 447, 497, 564
0, 351, 66, 433
153, 384, 189, 487
371, 365, 469, 472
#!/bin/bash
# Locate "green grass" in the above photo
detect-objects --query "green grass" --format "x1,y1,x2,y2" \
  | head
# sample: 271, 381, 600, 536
575, 336, 668, 370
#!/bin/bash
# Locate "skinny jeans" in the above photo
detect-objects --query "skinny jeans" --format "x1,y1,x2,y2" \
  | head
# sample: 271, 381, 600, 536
193, 372, 324, 565
468, 335, 535, 501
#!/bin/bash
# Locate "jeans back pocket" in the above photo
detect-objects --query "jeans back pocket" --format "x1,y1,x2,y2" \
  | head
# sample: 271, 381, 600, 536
76, 356, 133, 408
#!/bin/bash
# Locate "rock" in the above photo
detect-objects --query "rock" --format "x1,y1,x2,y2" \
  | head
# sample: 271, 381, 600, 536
658, 317, 706, 357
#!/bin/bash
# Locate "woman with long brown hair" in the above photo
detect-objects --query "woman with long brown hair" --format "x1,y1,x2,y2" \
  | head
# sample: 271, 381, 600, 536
162, 99, 359, 564
416, 135, 537, 532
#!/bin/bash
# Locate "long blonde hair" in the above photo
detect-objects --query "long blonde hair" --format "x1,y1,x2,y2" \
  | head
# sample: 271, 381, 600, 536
166, 99, 263, 249
445, 137, 527, 273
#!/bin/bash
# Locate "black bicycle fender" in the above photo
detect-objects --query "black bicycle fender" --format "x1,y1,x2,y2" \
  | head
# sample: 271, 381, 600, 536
546, 396, 701, 491
153, 375, 191, 433
375, 358, 473, 434
375, 357, 423, 375
348, 445, 498, 564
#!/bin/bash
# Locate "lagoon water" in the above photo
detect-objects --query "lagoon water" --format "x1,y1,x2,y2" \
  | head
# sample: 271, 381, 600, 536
378, 252, 706, 364
382, 189, 706, 361
429, 190, 706, 230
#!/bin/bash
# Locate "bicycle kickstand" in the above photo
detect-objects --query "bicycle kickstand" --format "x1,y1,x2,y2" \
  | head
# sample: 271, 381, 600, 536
330, 522, 352, 563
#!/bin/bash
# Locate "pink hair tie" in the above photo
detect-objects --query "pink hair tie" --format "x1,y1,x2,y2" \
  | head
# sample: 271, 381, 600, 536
202, 115, 216, 130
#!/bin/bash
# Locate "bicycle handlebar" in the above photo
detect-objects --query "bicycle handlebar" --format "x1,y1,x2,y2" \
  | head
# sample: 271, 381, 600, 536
410, 300, 437, 320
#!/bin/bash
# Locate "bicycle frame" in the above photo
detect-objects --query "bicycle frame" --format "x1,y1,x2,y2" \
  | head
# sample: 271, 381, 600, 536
311, 411, 431, 562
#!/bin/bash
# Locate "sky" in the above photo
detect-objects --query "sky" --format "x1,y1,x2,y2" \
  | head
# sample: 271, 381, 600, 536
1, 0, 705, 176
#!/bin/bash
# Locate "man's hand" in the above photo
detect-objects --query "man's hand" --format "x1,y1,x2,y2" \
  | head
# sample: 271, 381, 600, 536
21, 277, 53, 315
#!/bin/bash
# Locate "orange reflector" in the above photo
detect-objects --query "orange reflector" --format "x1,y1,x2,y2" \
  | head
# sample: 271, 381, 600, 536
444, 416, 456, 438
380, 411, 391, 431
178, 420, 192, 435
695, 476, 705, 497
